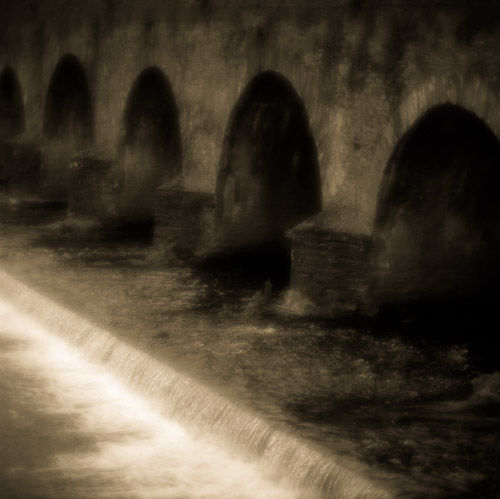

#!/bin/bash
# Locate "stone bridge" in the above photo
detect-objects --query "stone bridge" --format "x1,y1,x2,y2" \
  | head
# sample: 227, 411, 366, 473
1, 0, 500, 317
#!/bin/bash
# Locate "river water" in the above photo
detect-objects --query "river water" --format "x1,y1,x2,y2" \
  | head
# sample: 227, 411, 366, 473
0, 298, 310, 499
0, 216, 499, 498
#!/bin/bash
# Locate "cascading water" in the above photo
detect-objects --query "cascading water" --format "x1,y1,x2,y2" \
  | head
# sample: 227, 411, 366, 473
0, 298, 302, 499
0, 269, 394, 499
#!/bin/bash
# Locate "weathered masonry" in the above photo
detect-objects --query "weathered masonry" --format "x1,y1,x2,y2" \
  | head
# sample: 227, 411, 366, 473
2, 0, 500, 317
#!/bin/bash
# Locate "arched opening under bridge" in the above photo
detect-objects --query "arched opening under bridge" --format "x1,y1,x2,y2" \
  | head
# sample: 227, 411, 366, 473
117, 67, 182, 223
0, 67, 25, 139
372, 103, 500, 325
43, 54, 93, 198
214, 71, 321, 286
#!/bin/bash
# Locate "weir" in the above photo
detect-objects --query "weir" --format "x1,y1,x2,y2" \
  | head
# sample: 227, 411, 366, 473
0, 268, 394, 499
0, 298, 300, 499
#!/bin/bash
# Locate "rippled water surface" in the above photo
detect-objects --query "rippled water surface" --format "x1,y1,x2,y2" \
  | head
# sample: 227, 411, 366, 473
0, 298, 308, 499
1, 219, 499, 498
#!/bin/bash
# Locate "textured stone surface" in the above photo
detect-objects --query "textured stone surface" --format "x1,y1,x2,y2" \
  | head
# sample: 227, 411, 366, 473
289, 210, 372, 316
68, 153, 117, 219
1, 1, 500, 221
1, 0, 500, 313
155, 179, 215, 261
0, 140, 40, 194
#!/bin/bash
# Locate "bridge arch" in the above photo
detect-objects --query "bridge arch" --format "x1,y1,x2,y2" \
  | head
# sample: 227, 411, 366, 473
372, 96, 500, 309
117, 66, 182, 221
43, 54, 93, 144
216, 70, 321, 248
0, 66, 25, 139
370, 76, 500, 214
42, 54, 93, 198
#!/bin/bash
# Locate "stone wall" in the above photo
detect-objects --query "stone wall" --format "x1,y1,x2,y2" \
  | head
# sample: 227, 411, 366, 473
2, 1, 499, 212
1, 0, 500, 313
0, 140, 40, 194
288, 205, 372, 315
154, 178, 215, 262
68, 152, 117, 219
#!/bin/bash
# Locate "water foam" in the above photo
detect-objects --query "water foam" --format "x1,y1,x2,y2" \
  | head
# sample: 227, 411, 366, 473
0, 269, 395, 499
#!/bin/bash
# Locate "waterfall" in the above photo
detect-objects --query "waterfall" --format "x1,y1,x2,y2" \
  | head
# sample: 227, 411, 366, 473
0, 269, 395, 499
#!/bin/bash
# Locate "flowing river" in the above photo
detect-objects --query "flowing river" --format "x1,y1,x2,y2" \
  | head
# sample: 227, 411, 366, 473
0, 298, 315, 499
0, 219, 499, 498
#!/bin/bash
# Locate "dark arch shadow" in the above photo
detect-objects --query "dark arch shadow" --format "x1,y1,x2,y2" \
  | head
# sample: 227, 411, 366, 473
217, 71, 322, 242
0, 66, 25, 139
117, 66, 182, 223
43, 54, 93, 144
42, 55, 93, 199
372, 103, 500, 338
212, 71, 321, 286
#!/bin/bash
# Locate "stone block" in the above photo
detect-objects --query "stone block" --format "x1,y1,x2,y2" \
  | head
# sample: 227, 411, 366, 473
68, 154, 118, 220
288, 209, 373, 317
0, 140, 41, 194
154, 179, 215, 262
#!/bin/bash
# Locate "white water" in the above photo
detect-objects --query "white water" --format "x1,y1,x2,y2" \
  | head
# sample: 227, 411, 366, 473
0, 270, 394, 499
0, 297, 305, 499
